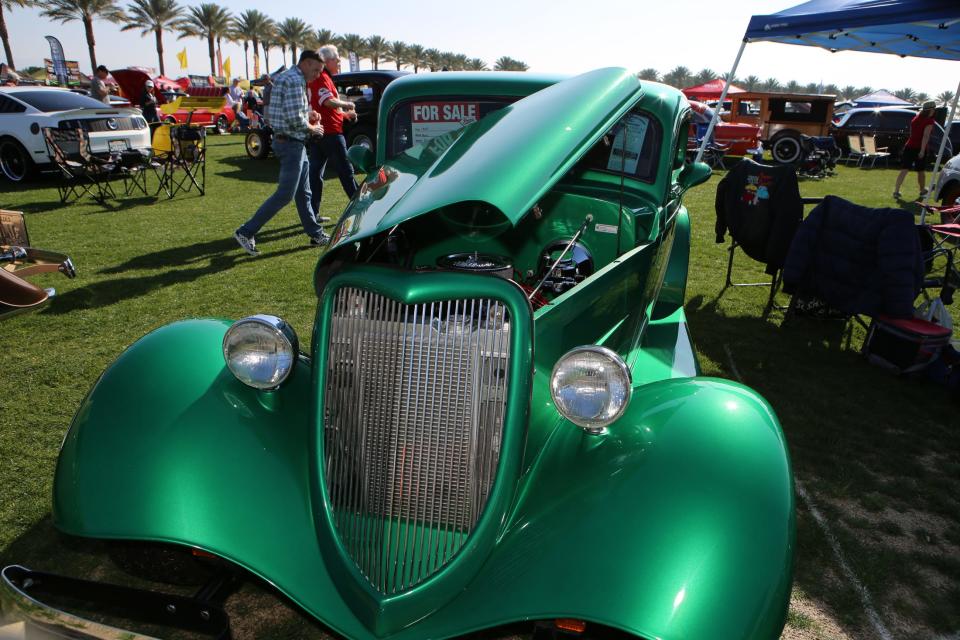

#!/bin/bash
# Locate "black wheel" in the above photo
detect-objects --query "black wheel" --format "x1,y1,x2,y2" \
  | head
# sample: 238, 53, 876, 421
347, 127, 375, 155
0, 137, 35, 183
245, 130, 270, 159
215, 115, 229, 135
771, 135, 802, 164
109, 541, 217, 586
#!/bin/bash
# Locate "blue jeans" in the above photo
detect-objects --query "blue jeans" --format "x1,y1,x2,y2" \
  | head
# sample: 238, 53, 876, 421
238, 139, 323, 239
307, 134, 358, 216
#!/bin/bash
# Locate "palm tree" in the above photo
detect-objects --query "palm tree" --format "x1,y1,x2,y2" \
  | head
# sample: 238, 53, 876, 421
466, 57, 486, 71
841, 85, 858, 100
424, 48, 441, 71
178, 3, 230, 75
406, 43, 425, 72
785, 80, 801, 93
693, 68, 715, 85
232, 9, 271, 78
260, 22, 276, 72
121, 0, 186, 77
824, 83, 839, 97
314, 27, 334, 47
742, 75, 761, 91
276, 17, 308, 65
383, 40, 406, 70
40, 0, 125, 72
637, 68, 659, 82
763, 77, 782, 92
804, 82, 819, 94
1, 0, 35, 70
339, 33, 365, 68
855, 86, 873, 98
894, 87, 917, 102
452, 53, 468, 71
364, 34, 387, 70
662, 66, 690, 88
937, 91, 955, 107
493, 56, 527, 71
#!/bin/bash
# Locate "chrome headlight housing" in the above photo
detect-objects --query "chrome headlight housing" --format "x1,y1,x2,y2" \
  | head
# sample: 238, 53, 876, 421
550, 345, 632, 433
222, 314, 299, 390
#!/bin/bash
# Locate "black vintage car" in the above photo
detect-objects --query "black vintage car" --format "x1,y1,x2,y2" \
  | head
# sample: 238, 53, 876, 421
831, 106, 959, 159
245, 70, 408, 160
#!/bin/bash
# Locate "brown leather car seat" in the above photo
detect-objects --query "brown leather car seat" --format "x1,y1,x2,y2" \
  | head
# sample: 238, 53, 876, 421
0, 266, 48, 310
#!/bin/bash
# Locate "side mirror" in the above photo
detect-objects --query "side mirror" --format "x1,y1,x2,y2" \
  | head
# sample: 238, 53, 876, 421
347, 145, 374, 174
678, 161, 712, 191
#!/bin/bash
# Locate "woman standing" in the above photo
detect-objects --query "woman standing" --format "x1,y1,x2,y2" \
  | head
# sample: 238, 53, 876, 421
894, 100, 937, 200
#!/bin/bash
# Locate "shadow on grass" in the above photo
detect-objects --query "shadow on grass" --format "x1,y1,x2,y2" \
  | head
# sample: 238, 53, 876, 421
43, 227, 316, 315
687, 293, 960, 638
215, 155, 279, 184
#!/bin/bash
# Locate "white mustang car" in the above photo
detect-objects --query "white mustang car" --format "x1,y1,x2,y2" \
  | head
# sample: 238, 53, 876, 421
0, 86, 150, 183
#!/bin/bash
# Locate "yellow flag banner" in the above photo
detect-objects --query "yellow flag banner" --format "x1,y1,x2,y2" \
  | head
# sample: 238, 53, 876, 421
223, 57, 232, 80
176, 48, 188, 70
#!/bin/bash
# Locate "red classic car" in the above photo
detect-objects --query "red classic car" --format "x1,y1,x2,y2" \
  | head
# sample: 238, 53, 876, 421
111, 69, 236, 135
688, 100, 762, 156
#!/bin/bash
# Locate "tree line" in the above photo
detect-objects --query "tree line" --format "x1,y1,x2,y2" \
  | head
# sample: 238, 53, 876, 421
0, 0, 529, 79
639, 66, 956, 107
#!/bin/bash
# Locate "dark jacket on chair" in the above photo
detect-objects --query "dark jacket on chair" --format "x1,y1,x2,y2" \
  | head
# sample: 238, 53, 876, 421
715, 159, 803, 275
783, 196, 922, 318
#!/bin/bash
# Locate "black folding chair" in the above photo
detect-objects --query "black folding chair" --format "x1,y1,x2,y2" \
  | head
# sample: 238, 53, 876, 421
42, 128, 103, 203
113, 148, 153, 196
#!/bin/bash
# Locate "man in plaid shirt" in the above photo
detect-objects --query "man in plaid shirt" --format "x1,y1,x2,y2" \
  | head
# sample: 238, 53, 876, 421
235, 50, 329, 256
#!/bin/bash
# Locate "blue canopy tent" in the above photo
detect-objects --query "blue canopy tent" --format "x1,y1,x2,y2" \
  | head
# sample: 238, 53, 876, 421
697, 0, 960, 213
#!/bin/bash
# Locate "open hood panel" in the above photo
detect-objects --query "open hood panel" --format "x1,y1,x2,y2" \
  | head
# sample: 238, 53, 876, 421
328, 67, 643, 251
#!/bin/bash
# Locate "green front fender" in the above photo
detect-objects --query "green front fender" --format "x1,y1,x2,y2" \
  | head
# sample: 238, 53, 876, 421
431, 377, 794, 640
52, 319, 369, 638
54, 320, 792, 640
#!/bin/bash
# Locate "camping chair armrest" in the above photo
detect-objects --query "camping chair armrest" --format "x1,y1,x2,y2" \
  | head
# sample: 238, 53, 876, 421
801, 197, 824, 205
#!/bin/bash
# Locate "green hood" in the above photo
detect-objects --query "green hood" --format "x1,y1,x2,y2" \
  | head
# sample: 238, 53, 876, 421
327, 67, 643, 251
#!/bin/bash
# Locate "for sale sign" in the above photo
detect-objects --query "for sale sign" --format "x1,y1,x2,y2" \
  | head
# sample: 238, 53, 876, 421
411, 101, 480, 147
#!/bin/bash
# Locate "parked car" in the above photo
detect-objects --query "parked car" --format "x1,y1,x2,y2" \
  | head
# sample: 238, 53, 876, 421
1, 69, 795, 640
831, 106, 959, 159
688, 99, 762, 156
935, 151, 960, 206
725, 91, 836, 164
111, 69, 236, 135
244, 69, 408, 160
0, 86, 150, 182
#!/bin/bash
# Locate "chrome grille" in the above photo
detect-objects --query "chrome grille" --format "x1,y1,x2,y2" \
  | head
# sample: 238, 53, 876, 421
324, 287, 511, 594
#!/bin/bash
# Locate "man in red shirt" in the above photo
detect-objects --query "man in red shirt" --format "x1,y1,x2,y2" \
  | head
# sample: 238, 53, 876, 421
894, 100, 937, 200
307, 44, 358, 217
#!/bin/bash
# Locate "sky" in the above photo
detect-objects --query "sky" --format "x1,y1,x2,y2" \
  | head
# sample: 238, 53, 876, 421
4, 0, 957, 96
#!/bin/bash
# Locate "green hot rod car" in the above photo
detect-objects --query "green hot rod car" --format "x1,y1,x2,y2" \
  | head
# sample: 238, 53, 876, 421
1, 68, 795, 639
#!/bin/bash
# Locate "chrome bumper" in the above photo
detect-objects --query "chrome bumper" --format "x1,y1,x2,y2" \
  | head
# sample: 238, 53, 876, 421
0, 565, 230, 640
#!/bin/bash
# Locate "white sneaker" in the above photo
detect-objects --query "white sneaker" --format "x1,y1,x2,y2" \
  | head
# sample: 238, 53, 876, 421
234, 230, 259, 256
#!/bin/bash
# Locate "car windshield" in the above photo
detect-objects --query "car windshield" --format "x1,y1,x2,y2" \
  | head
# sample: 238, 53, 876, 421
11, 90, 111, 112
387, 97, 517, 158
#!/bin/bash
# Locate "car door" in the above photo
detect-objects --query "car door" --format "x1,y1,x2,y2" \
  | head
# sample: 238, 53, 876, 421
876, 111, 913, 155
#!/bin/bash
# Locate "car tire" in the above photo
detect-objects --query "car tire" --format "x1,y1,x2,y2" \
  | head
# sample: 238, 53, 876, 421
109, 541, 217, 586
771, 135, 802, 164
0, 137, 35, 183
215, 115, 230, 135
347, 127, 375, 155
245, 130, 270, 159
940, 182, 960, 208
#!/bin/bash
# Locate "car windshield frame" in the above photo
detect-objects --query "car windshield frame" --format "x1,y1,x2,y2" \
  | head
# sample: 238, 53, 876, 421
9, 90, 114, 113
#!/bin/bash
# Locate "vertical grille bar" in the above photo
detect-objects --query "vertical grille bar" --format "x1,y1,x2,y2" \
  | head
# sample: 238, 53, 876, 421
324, 288, 511, 594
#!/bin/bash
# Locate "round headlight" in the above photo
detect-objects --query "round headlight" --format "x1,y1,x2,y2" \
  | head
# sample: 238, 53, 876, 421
550, 345, 631, 433
222, 315, 299, 390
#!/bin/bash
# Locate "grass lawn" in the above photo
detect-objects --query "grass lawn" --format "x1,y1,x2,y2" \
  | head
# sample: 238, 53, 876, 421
1, 135, 958, 639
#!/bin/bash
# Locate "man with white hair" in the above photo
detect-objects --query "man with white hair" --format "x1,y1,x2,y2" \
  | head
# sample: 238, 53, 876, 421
306, 44, 358, 217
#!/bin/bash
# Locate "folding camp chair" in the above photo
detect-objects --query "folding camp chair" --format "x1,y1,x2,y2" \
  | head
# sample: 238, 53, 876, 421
1, 210, 76, 320
42, 128, 111, 203
716, 159, 822, 311
859, 135, 890, 169
844, 134, 865, 166
156, 124, 206, 198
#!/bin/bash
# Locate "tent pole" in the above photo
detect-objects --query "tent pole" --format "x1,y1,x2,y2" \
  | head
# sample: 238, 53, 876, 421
921, 77, 960, 222
695, 39, 747, 164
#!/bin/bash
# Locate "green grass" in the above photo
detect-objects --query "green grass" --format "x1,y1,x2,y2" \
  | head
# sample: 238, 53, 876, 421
1, 138, 959, 639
